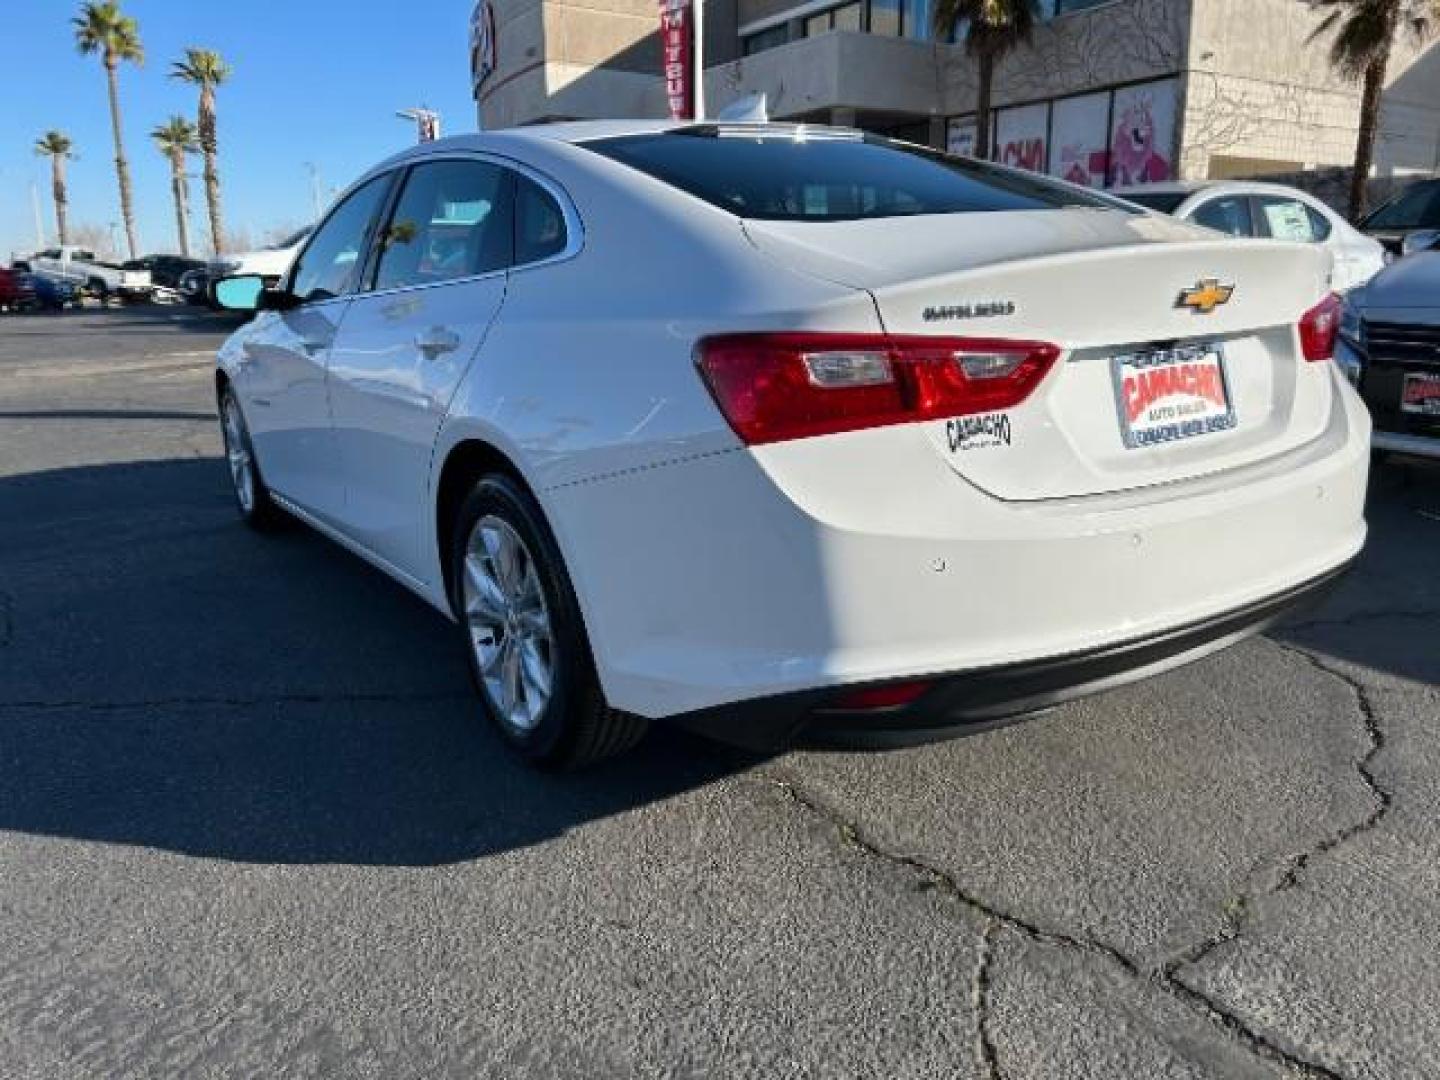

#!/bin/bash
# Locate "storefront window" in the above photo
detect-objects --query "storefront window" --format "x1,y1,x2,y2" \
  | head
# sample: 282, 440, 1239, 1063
869, 0, 901, 36
742, 24, 790, 54
1053, 0, 1113, 13
832, 2, 862, 30
902, 0, 930, 38
943, 78, 1179, 189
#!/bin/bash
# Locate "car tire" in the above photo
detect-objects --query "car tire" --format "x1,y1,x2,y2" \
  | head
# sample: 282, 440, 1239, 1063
450, 474, 647, 769
219, 385, 285, 530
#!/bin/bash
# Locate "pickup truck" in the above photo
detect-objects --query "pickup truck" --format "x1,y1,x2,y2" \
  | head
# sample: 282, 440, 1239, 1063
17, 246, 152, 302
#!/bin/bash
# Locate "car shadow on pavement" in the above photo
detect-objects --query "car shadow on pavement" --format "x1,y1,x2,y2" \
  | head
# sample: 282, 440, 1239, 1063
0, 458, 765, 867
1272, 461, 1440, 687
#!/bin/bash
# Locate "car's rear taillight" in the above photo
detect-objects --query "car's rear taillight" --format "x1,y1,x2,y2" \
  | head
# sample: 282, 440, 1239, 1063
696, 332, 1060, 445
1299, 294, 1342, 362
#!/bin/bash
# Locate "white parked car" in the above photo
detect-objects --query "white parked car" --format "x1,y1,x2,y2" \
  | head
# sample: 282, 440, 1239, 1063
208, 227, 311, 298
1114, 180, 1388, 293
213, 122, 1369, 767
1338, 241, 1440, 460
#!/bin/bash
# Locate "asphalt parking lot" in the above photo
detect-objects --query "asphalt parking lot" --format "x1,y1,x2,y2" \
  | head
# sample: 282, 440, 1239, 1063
0, 306, 1437, 1079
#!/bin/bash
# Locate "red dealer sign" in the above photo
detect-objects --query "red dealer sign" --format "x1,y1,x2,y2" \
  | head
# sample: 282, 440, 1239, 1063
658, 0, 694, 120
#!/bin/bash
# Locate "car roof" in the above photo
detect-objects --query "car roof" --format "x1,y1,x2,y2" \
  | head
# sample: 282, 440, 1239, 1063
1112, 179, 1330, 202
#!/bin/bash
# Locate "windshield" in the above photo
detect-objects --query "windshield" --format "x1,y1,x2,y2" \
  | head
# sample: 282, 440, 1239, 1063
270, 227, 312, 250
1363, 181, 1440, 230
1117, 190, 1190, 214
586, 128, 1129, 222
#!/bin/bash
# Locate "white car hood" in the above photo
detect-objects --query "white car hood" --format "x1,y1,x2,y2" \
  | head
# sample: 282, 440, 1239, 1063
1355, 250, 1440, 310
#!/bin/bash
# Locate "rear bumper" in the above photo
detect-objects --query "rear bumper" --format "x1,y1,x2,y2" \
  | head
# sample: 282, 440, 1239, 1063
1373, 430, 1440, 459
671, 559, 1353, 750
550, 367, 1370, 724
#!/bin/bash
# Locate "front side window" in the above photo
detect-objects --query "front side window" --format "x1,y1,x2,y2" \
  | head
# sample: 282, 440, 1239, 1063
587, 130, 1125, 222
290, 175, 392, 303
373, 159, 513, 292
1254, 196, 1325, 242
1190, 195, 1254, 237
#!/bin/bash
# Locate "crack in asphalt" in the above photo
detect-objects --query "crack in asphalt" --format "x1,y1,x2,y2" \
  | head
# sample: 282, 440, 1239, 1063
972, 918, 1002, 1080
762, 774, 1342, 1079
1164, 643, 1393, 996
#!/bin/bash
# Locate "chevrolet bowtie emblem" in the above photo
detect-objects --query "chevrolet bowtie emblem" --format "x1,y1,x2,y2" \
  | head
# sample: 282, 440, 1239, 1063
1177, 278, 1235, 314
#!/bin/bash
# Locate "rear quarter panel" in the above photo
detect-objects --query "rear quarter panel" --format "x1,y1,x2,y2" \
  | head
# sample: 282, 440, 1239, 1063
429, 137, 881, 630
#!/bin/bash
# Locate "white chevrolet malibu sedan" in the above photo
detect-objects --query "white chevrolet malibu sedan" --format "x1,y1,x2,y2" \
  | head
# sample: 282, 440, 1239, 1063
214, 121, 1369, 768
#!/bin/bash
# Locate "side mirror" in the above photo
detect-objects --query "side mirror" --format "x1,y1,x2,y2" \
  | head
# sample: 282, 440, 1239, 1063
1401, 229, 1440, 258
214, 274, 265, 312
214, 274, 297, 313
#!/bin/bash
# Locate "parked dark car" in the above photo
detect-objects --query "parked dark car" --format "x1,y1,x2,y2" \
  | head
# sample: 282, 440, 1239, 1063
0, 266, 37, 311
22, 272, 80, 311
123, 254, 207, 291
1361, 178, 1440, 256
1339, 244, 1440, 461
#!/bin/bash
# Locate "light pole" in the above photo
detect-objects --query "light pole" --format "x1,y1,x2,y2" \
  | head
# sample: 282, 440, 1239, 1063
395, 107, 441, 144
304, 162, 324, 220
30, 179, 45, 248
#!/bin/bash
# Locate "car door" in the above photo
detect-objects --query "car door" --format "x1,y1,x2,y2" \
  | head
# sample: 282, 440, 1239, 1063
237, 172, 394, 523
324, 156, 516, 575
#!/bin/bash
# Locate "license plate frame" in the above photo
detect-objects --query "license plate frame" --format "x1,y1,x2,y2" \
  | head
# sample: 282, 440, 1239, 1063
1111, 342, 1237, 450
1401, 372, 1440, 416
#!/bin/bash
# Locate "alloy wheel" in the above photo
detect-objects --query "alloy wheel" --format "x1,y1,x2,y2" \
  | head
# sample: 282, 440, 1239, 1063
462, 515, 555, 734
221, 395, 255, 513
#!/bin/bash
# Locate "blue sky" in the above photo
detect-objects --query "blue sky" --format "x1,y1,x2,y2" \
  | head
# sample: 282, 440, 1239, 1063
2, 0, 480, 258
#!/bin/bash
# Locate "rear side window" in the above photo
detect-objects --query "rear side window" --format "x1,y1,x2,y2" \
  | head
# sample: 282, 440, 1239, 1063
1190, 196, 1254, 237
514, 176, 567, 265
586, 130, 1125, 221
1253, 195, 1328, 242
373, 160, 513, 292
1120, 190, 1189, 214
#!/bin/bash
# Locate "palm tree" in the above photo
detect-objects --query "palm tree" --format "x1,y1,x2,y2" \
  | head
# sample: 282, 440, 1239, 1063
171, 48, 232, 255
151, 117, 199, 257
1308, 0, 1439, 219
933, 0, 1040, 160
34, 131, 76, 246
73, 1, 143, 259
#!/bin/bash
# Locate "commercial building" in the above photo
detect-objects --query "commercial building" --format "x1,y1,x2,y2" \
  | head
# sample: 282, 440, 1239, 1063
473, 0, 1440, 197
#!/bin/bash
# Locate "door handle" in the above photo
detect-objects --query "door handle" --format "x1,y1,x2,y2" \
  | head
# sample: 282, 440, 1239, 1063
415, 327, 461, 358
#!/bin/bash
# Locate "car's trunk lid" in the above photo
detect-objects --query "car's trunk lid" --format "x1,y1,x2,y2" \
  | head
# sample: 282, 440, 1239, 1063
744, 209, 1335, 502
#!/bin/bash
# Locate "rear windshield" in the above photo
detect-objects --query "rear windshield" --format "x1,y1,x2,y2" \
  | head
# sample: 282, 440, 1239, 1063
1363, 181, 1440, 231
1117, 190, 1189, 214
585, 129, 1128, 221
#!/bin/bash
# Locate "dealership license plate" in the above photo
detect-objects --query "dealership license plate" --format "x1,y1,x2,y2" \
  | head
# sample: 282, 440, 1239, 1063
1401, 373, 1440, 415
1112, 344, 1236, 449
